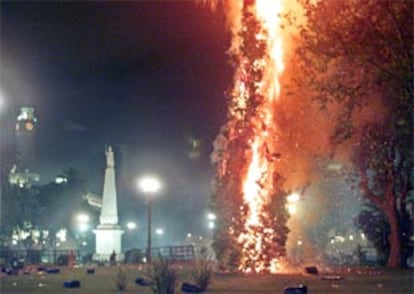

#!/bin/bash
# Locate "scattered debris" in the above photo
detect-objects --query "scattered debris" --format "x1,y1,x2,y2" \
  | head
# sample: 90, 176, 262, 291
321, 275, 344, 281
304, 266, 318, 275
284, 285, 308, 294
181, 282, 204, 293
63, 280, 81, 288
135, 277, 153, 286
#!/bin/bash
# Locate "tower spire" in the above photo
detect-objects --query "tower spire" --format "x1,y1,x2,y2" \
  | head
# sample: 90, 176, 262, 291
94, 145, 124, 261
99, 145, 119, 225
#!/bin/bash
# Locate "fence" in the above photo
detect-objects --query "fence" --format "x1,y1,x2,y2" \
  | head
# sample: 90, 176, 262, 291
151, 245, 195, 261
1, 245, 195, 266
124, 245, 195, 264
0, 249, 80, 265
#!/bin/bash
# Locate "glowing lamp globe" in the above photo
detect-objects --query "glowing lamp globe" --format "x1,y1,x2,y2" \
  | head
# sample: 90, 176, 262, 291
138, 177, 161, 194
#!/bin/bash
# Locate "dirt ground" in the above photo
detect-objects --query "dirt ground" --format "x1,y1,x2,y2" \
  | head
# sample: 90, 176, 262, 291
0, 265, 413, 293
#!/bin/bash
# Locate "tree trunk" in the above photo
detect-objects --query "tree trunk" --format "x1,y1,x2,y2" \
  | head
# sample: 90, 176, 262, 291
385, 206, 401, 268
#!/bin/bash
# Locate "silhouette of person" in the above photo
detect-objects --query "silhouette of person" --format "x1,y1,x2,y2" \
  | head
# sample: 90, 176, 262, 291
110, 250, 116, 266
68, 250, 76, 268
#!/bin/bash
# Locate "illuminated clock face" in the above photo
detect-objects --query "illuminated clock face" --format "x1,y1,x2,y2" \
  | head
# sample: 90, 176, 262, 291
25, 122, 34, 131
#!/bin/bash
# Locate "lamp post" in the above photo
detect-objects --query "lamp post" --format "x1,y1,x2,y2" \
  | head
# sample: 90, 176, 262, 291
0, 90, 5, 228
138, 176, 161, 264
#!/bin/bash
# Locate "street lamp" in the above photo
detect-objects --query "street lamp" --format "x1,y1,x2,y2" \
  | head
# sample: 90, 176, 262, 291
126, 221, 137, 230
76, 213, 90, 231
138, 176, 161, 264
77, 213, 90, 223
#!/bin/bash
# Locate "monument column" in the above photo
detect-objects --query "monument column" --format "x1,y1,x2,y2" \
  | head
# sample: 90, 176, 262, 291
94, 146, 124, 261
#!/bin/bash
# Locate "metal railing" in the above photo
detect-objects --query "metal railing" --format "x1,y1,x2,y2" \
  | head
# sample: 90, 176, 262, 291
0, 249, 80, 266
1, 245, 195, 266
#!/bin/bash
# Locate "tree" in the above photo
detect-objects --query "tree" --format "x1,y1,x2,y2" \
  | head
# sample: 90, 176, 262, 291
211, 5, 290, 272
5, 186, 43, 250
1, 165, 92, 255
353, 122, 412, 267
294, 0, 413, 267
355, 201, 390, 264
0, 142, 17, 241
37, 168, 94, 248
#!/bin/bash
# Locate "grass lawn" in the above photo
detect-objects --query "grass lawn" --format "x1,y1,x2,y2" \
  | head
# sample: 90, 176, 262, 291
0, 265, 413, 293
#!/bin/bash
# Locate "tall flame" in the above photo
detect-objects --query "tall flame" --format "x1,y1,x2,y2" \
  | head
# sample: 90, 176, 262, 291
207, 0, 289, 273
232, 0, 285, 273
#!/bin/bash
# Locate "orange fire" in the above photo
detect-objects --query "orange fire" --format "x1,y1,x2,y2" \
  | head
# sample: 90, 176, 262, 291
206, 0, 290, 273
230, 0, 286, 273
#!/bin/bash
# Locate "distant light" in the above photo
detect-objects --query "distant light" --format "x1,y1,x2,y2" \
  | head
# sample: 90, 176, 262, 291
82, 241, 87, 246
335, 235, 345, 243
138, 177, 161, 194
56, 243, 61, 247
12, 240, 17, 245
127, 222, 137, 230
187, 233, 192, 238
287, 204, 297, 215
327, 162, 342, 171
190, 138, 200, 148
208, 221, 215, 229
199, 236, 203, 241
207, 213, 216, 220
287, 193, 300, 203
77, 213, 90, 223
155, 228, 164, 235
78, 223, 88, 232
56, 229, 67, 242
349, 235, 354, 241
33, 230, 40, 238
297, 240, 303, 246
55, 176, 68, 184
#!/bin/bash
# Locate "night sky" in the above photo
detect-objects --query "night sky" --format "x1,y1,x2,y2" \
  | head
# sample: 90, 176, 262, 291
1, 1, 232, 246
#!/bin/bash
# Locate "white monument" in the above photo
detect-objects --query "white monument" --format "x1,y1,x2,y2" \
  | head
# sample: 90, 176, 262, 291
94, 146, 124, 261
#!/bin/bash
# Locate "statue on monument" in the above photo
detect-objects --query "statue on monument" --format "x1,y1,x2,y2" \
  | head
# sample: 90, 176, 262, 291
94, 144, 123, 262
106, 145, 115, 168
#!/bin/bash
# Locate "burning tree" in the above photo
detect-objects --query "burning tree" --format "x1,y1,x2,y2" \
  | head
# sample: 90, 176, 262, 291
294, 0, 413, 267
210, 1, 289, 273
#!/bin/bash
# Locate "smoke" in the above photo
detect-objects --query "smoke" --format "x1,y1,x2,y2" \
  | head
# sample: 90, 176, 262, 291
207, 0, 390, 270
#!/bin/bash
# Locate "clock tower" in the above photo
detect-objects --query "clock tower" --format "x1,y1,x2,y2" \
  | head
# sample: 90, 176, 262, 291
16, 107, 37, 171
9, 107, 39, 187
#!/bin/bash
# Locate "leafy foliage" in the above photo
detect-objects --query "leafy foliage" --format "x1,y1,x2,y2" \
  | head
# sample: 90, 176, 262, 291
37, 168, 91, 230
1, 166, 94, 251
355, 201, 390, 263
294, 0, 413, 267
